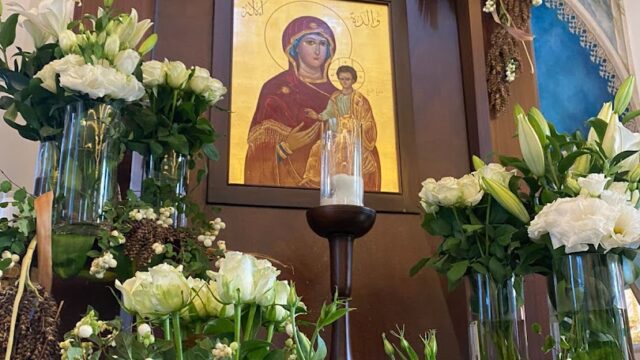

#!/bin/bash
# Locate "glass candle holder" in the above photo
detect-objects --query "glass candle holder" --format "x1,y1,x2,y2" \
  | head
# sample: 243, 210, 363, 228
320, 117, 363, 206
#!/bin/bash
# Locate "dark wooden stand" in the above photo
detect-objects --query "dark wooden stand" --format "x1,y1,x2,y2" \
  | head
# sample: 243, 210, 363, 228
306, 205, 376, 360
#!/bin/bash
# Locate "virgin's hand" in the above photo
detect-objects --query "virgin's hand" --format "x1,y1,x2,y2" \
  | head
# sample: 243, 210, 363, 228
286, 122, 320, 151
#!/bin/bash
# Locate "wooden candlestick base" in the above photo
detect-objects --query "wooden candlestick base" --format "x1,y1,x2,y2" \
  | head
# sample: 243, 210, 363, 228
306, 205, 376, 360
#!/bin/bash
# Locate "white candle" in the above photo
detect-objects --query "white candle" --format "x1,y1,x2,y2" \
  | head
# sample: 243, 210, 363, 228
320, 173, 363, 206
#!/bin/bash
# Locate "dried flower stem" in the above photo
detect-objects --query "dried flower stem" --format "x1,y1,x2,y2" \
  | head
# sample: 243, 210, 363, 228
4, 237, 37, 360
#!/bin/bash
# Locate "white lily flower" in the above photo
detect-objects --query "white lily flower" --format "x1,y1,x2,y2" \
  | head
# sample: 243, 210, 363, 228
8, 0, 76, 48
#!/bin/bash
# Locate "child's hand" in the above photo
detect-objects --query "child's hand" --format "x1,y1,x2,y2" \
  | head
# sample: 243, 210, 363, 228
304, 108, 320, 120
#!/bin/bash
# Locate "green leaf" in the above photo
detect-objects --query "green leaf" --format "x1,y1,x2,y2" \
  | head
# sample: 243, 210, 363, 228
203, 318, 234, 335
622, 109, 640, 124
488, 257, 507, 283
0, 13, 19, 48
495, 225, 518, 246
311, 336, 327, 360
611, 150, 639, 166
423, 215, 451, 237
470, 262, 488, 275
202, 142, 219, 161
587, 117, 608, 141
446, 260, 469, 284
164, 134, 189, 155
462, 224, 484, 234
557, 150, 590, 174
0, 181, 11, 193
531, 323, 542, 335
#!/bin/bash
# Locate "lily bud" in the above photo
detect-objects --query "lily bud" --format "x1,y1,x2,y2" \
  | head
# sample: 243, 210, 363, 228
517, 114, 545, 177
614, 76, 636, 115
382, 333, 395, 357
564, 176, 581, 195
570, 154, 591, 175
472, 155, 486, 171
529, 107, 551, 136
104, 34, 120, 60
588, 102, 613, 142
629, 164, 640, 183
602, 113, 622, 159
483, 178, 530, 223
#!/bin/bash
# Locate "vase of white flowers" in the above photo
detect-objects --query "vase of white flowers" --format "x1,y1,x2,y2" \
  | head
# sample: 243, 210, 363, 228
529, 193, 640, 359
548, 253, 633, 360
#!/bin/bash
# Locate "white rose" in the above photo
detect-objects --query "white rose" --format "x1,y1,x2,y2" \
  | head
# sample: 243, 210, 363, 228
148, 263, 191, 314
419, 179, 439, 214
577, 173, 608, 197
114, 49, 141, 75
528, 197, 618, 253
34, 54, 85, 93
601, 182, 631, 206
210, 251, 280, 304
183, 277, 223, 320
141, 60, 165, 86
458, 174, 484, 206
164, 60, 190, 89
432, 177, 460, 207
116, 264, 190, 318
188, 66, 211, 94
58, 29, 77, 54
601, 205, 640, 251
202, 78, 227, 105
475, 163, 516, 188
259, 280, 290, 322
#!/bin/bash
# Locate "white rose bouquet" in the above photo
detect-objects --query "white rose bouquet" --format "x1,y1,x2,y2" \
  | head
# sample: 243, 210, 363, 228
109, 251, 348, 360
122, 59, 227, 167
413, 158, 537, 288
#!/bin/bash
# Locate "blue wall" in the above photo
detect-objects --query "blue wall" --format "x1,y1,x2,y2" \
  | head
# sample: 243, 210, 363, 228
531, 4, 611, 135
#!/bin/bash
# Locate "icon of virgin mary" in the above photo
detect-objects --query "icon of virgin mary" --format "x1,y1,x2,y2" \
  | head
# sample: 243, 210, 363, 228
244, 16, 338, 188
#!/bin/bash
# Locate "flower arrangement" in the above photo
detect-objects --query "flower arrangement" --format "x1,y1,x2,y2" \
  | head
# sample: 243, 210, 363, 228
123, 59, 227, 179
496, 76, 640, 358
56, 252, 348, 360
0, 0, 156, 143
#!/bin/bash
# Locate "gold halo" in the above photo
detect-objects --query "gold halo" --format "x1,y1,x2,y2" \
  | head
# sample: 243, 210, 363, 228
264, 0, 352, 70
328, 57, 366, 90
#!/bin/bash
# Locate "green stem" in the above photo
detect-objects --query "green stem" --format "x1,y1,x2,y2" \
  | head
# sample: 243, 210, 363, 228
169, 89, 179, 123
266, 323, 275, 343
546, 152, 561, 190
485, 197, 492, 255
234, 304, 242, 360
163, 317, 172, 341
172, 312, 184, 360
244, 304, 257, 341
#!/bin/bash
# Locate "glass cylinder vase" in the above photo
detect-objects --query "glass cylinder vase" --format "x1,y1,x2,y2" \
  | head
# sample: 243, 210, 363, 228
53, 101, 123, 278
140, 150, 188, 227
320, 117, 363, 206
33, 140, 60, 196
548, 253, 633, 359
469, 273, 529, 360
